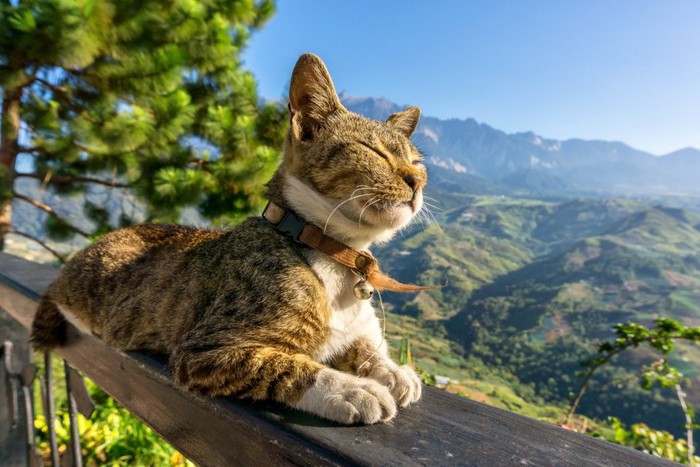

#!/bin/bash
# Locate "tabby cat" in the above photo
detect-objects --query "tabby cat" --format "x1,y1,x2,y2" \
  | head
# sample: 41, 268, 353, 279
31, 53, 427, 424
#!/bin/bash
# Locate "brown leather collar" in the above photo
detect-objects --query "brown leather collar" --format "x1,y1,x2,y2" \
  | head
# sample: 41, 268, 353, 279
262, 201, 434, 293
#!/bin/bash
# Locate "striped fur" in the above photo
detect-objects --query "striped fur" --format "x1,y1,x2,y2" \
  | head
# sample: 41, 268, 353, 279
31, 54, 426, 424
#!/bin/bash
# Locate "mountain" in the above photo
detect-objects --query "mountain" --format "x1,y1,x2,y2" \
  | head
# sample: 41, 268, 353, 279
375, 195, 700, 436
342, 95, 700, 197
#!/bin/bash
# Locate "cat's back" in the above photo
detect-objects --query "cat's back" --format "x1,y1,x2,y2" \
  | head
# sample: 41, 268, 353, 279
46, 223, 225, 330
47, 218, 328, 352
52, 218, 315, 304
56, 223, 224, 290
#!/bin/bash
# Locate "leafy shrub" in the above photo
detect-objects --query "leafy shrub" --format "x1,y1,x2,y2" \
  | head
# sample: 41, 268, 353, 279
34, 360, 192, 466
603, 417, 699, 464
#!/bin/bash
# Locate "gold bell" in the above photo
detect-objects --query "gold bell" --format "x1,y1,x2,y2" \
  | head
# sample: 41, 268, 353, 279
353, 279, 375, 300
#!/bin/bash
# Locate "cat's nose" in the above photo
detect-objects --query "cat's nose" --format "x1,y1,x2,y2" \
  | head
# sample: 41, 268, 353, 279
403, 175, 420, 191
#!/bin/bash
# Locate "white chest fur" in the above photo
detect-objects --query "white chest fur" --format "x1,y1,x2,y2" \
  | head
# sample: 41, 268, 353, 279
305, 250, 384, 364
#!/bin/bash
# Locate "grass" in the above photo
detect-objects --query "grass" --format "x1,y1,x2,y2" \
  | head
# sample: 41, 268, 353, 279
384, 312, 571, 423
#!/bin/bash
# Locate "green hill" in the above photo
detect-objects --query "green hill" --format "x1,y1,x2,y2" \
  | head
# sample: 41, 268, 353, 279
377, 193, 700, 436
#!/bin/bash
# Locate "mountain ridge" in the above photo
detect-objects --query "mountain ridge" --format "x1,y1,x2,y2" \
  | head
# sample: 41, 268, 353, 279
373, 193, 700, 436
341, 95, 700, 196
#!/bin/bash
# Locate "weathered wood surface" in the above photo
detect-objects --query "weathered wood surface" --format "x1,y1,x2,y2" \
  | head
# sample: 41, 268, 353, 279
0, 251, 675, 466
0, 309, 32, 467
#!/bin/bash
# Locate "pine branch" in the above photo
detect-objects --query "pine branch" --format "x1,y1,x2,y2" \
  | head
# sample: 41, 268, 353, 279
7, 229, 66, 263
17, 145, 47, 154
12, 192, 90, 237
188, 158, 211, 168
71, 140, 95, 152
19, 130, 101, 158
43, 63, 89, 78
34, 78, 98, 124
34, 77, 70, 94
15, 172, 130, 188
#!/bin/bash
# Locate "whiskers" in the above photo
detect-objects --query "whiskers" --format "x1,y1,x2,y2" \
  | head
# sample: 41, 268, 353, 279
321, 182, 444, 237
323, 186, 376, 233
416, 194, 444, 234
358, 195, 382, 227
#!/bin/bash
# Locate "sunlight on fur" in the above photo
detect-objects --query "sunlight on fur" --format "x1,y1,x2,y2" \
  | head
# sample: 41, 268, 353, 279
31, 53, 427, 425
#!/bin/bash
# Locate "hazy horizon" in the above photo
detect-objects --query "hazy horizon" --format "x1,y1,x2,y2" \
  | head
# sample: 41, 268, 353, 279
244, 1, 700, 156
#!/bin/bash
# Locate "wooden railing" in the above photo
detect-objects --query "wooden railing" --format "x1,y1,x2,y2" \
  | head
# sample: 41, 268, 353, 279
0, 251, 674, 466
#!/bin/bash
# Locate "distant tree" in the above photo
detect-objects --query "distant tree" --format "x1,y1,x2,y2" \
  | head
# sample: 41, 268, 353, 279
0, 0, 285, 259
566, 318, 700, 426
641, 359, 697, 466
606, 417, 698, 465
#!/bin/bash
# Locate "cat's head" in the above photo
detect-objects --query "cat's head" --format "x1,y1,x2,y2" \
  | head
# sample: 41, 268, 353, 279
274, 53, 426, 248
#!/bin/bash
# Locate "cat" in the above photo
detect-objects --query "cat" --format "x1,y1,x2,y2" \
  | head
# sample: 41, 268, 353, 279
30, 53, 428, 425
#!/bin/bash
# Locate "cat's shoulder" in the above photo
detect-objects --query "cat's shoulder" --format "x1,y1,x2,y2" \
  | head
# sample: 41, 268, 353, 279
225, 215, 305, 252
213, 216, 319, 276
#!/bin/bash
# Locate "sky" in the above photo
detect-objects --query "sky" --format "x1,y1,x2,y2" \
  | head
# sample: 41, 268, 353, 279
243, 1, 700, 156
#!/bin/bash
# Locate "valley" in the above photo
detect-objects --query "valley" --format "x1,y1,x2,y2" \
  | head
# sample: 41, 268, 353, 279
376, 190, 700, 436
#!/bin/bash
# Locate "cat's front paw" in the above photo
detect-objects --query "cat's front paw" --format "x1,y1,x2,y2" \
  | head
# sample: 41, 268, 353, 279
294, 369, 396, 424
362, 362, 422, 407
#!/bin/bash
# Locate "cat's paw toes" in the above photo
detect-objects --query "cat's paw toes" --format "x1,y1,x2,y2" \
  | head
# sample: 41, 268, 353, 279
331, 379, 396, 424
396, 364, 423, 406
295, 369, 396, 424
366, 363, 422, 407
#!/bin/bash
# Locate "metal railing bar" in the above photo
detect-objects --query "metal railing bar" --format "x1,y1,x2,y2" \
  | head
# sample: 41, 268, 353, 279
2, 341, 20, 428
21, 365, 42, 467
64, 360, 83, 467
44, 352, 59, 467
65, 365, 94, 418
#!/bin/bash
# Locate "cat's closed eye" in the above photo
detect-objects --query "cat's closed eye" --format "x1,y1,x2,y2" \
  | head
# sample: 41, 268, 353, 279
358, 141, 393, 163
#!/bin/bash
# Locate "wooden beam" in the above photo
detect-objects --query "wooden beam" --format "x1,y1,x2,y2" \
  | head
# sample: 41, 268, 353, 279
0, 252, 675, 466
0, 310, 33, 467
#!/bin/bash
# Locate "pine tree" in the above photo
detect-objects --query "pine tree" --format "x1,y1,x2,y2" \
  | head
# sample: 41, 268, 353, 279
0, 0, 285, 259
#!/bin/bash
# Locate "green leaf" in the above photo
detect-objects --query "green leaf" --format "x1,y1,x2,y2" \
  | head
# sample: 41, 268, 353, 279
9, 10, 37, 32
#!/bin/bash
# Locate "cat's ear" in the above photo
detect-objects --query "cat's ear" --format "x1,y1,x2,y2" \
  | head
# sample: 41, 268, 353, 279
289, 54, 343, 141
386, 106, 421, 138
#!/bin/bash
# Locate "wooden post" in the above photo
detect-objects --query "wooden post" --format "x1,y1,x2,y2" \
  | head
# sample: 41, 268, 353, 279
0, 308, 32, 467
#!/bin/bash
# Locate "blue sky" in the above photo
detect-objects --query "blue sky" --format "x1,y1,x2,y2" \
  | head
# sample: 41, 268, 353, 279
244, 1, 700, 155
